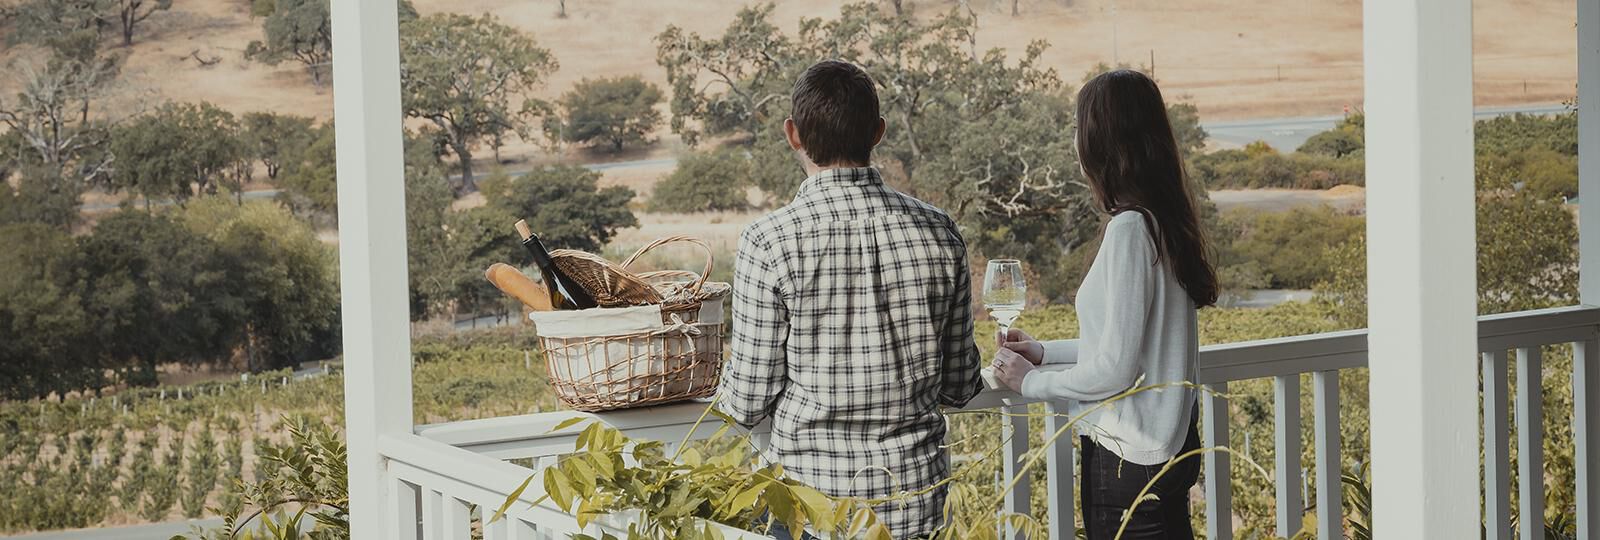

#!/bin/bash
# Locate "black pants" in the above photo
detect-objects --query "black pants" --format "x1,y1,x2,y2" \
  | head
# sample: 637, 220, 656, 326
1079, 412, 1202, 539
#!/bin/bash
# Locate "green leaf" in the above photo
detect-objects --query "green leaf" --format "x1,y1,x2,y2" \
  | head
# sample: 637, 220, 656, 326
545, 469, 572, 512
866, 522, 893, 540
490, 474, 534, 523
789, 484, 834, 525
681, 447, 703, 467
728, 481, 767, 513
548, 417, 588, 434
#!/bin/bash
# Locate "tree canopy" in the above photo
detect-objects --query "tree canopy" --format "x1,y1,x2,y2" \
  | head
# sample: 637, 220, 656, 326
552, 75, 664, 153
108, 102, 245, 202
478, 165, 638, 253
399, 12, 558, 193
656, 2, 1117, 299
247, 0, 418, 85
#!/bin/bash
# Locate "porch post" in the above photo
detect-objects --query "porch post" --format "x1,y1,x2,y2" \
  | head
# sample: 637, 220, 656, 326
1581, 0, 1600, 302
331, 0, 413, 538
1577, 0, 1600, 534
1362, 0, 1479, 537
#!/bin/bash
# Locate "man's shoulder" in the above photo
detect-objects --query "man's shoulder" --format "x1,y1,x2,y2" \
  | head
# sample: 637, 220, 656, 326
883, 189, 963, 239
740, 202, 807, 246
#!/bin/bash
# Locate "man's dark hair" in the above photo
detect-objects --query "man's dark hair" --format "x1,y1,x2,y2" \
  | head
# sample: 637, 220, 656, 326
790, 60, 880, 166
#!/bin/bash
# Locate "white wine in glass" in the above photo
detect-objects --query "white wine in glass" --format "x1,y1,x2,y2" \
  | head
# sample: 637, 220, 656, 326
983, 259, 1027, 337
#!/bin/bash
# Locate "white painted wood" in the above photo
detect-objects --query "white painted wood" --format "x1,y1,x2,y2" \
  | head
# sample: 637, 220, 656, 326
390, 477, 421, 540
1482, 351, 1511, 540
413, 308, 1600, 457
509, 518, 539, 540
329, 0, 412, 536
1203, 382, 1233, 540
1043, 401, 1075, 540
1516, 348, 1545, 540
1578, 0, 1600, 530
1578, 339, 1600, 538
1001, 405, 1032, 539
483, 515, 509, 540
1363, 0, 1479, 536
1311, 371, 1342, 540
442, 496, 471, 540
423, 489, 444, 540
1273, 375, 1303, 537
1579, 0, 1600, 302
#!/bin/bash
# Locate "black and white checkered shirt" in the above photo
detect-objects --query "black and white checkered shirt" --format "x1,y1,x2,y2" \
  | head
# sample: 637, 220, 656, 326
719, 167, 984, 537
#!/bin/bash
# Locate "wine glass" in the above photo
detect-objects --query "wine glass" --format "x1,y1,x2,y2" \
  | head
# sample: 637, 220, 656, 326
982, 259, 1027, 343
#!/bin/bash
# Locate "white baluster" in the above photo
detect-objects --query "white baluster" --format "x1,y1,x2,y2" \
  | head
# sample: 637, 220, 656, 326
442, 494, 471, 540
1001, 404, 1032, 539
1575, 339, 1599, 538
1482, 351, 1511, 540
1043, 401, 1075, 540
1312, 371, 1343, 540
1203, 382, 1233, 540
1274, 374, 1303, 537
390, 477, 421, 540
423, 489, 444, 539
1516, 347, 1545, 540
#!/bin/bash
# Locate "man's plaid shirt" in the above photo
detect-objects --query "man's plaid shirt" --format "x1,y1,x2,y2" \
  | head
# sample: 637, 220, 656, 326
719, 167, 984, 537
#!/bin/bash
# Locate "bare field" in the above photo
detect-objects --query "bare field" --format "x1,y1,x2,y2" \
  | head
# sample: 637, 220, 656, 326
4, 0, 1574, 124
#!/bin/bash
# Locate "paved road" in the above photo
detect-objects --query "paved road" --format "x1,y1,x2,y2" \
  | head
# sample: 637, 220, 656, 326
1205, 103, 1569, 151
3, 519, 224, 540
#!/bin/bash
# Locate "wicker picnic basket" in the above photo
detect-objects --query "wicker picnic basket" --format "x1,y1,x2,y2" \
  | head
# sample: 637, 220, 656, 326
532, 236, 730, 412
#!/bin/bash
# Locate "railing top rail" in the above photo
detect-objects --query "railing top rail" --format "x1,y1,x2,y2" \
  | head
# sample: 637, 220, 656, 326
417, 305, 1600, 457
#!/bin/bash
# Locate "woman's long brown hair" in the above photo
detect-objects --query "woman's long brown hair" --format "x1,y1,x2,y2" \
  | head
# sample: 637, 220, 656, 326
1075, 70, 1218, 307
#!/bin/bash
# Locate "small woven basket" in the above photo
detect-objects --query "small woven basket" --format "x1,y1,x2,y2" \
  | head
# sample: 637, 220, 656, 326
537, 236, 728, 412
550, 235, 717, 308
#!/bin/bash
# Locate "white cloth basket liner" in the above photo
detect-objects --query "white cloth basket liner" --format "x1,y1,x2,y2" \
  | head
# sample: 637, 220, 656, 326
528, 298, 725, 403
526, 301, 724, 336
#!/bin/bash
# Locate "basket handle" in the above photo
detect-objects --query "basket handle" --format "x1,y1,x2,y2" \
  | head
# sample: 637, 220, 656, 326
620, 235, 713, 294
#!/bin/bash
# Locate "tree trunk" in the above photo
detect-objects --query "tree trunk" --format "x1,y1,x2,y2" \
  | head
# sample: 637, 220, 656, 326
558, 0, 568, 18
455, 143, 477, 194
1012, 0, 1020, 16
122, 11, 135, 47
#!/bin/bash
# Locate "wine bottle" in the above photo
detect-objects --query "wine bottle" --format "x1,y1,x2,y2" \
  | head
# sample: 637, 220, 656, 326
514, 220, 598, 310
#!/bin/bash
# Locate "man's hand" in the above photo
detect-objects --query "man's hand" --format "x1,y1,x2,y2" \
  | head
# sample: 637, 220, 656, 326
998, 328, 1045, 366
991, 347, 1035, 392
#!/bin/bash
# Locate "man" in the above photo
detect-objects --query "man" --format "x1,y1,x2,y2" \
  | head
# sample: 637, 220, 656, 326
718, 60, 984, 538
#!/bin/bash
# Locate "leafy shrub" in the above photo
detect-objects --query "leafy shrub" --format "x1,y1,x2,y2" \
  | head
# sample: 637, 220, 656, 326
1297, 113, 1364, 158
182, 426, 220, 518
1216, 206, 1365, 289
648, 149, 753, 213
1189, 147, 1364, 190
184, 416, 350, 540
479, 165, 639, 252
1474, 112, 1577, 157
1477, 147, 1578, 199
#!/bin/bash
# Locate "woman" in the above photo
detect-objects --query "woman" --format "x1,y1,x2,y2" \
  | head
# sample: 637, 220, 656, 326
991, 69, 1218, 539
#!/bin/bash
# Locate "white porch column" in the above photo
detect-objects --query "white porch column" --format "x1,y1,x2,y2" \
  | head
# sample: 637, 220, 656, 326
1581, 0, 1600, 302
1362, 0, 1479, 537
1577, 0, 1600, 535
331, 0, 413, 538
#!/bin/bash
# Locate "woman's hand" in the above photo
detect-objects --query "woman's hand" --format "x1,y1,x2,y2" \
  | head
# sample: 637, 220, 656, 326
992, 348, 1036, 392
998, 328, 1045, 366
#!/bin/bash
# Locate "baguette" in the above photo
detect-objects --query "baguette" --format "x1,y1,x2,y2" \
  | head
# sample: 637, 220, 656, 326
485, 263, 555, 312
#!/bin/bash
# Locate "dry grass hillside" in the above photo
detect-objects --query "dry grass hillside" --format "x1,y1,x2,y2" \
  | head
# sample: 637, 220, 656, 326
3, 0, 1574, 123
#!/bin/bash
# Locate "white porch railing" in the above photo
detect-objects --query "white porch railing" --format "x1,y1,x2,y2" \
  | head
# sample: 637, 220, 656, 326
372, 305, 1600, 539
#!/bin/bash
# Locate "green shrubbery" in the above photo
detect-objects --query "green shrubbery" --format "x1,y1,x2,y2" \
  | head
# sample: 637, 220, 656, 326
1215, 206, 1365, 290
648, 149, 754, 213
1189, 146, 1365, 190
0, 201, 339, 399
